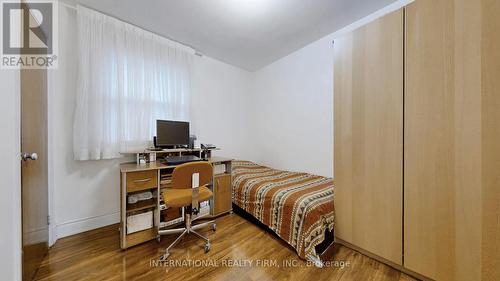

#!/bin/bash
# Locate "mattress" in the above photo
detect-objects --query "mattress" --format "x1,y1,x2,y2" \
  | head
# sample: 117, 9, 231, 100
232, 161, 335, 262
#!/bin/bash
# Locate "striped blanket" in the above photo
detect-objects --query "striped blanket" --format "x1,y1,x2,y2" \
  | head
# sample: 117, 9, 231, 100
232, 161, 335, 262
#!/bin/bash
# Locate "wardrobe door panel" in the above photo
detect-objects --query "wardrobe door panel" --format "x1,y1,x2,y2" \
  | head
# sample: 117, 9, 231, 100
481, 1, 500, 280
404, 0, 484, 280
334, 8, 403, 265
405, 2, 456, 279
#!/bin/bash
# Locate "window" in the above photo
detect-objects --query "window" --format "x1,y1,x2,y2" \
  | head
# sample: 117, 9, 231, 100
73, 6, 193, 160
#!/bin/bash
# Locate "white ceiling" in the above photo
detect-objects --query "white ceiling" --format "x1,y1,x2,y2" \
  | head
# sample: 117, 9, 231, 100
73, 0, 398, 71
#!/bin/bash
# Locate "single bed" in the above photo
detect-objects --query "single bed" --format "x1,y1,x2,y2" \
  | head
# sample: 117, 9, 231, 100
231, 160, 335, 265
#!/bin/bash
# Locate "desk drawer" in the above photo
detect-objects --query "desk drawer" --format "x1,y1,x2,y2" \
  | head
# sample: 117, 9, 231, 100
126, 170, 158, 192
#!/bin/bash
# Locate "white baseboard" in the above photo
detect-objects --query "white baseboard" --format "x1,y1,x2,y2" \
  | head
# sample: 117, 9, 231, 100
49, 223, 57, 247
55, 212, 120, 240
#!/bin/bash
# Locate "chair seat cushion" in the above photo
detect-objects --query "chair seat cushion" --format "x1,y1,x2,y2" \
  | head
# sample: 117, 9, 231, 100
162, 185, 213, 208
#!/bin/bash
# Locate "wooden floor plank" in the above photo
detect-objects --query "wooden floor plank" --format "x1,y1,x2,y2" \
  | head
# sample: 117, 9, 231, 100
35, 214, 415, 281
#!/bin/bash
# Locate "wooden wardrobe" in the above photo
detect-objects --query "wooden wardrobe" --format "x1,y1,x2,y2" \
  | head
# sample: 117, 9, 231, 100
334, 0, 499, 280
334, 8, 404, 266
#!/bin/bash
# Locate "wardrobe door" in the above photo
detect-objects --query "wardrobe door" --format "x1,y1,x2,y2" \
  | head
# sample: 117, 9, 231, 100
482, 2, 500, 280
405, 1, 457, 279
405, 0, 486, 280
334, 9, 403, 265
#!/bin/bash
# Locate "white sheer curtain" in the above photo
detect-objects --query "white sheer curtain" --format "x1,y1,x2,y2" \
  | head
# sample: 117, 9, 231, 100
74, 6, 193, 160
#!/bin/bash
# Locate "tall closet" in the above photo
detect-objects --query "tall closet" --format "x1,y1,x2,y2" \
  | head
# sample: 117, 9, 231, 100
333, 0, 499, 280
334, 8, 404, 266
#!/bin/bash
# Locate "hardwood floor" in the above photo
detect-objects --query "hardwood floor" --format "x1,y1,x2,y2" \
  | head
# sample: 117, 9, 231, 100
34, 214, 416, 281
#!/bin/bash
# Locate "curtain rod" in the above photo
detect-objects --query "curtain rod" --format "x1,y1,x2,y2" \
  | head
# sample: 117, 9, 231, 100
58, 2, 203, 57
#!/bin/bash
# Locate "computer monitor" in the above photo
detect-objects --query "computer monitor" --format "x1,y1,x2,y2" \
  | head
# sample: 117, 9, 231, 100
155, 120, 190, 148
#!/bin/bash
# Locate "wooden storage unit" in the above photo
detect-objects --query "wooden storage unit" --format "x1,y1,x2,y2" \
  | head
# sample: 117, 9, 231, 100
334, 8, 404, 265
334, 1, 500, 280
120, 156, 233, 249
120, 170, 159, 250
213, 174, 232, 216
211, 160, 233, 216
404, 0, 500, 280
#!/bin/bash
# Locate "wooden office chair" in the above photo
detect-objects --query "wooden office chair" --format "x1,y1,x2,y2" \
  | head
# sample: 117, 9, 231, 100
158, 162, 216, 261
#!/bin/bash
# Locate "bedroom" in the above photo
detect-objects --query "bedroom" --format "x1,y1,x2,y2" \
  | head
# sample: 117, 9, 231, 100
0, 0, 499, 280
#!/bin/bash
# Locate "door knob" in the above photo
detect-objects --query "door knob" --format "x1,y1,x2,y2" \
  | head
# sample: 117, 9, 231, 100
21, 152, 38, 161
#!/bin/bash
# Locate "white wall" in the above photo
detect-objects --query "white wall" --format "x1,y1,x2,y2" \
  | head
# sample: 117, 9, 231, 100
49, 6, 125, 239
253, 36, 334, 177
251, 0, 413, 178
191, 55, 254, 161
0, 70, 22, 281
50, 6, 254, 240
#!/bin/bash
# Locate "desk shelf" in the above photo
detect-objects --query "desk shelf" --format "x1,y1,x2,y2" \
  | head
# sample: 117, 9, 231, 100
126, 198, 157, 214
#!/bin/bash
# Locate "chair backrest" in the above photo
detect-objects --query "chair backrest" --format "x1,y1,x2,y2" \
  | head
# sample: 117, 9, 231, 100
171, 161, 213, 189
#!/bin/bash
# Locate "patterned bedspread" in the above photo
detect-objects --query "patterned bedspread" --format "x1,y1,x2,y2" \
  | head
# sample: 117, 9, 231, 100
232, 161, 335, 262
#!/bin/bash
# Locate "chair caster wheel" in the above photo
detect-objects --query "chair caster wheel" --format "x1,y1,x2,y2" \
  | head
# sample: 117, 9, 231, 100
212, 223, 216, 231
204, 244, 210, 253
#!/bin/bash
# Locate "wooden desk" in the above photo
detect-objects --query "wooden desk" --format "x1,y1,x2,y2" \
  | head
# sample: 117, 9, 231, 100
119, 157, 233, 249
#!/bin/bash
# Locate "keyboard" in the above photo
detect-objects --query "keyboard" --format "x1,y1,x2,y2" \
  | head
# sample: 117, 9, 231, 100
163, 155, 202, 165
